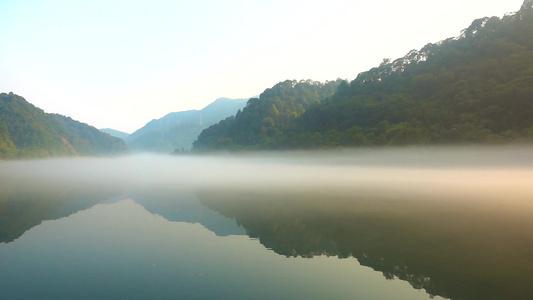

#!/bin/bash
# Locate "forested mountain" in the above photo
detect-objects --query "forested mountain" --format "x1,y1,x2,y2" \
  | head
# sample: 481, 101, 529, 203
100, 128, 129, 140
0, 92, 128, 159
126, 97, 247, 153
51, 114, 129, 155
192, 79, 343, 151
194, 2, 533, 151
284, 3, 533, 148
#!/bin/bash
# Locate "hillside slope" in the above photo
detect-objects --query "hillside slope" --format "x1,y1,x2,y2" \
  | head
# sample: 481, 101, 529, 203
285, 2, 533, 148
126, 97, 247, 153
193, 2, 533, 151
0, 92, 128, 159
192, 80, 342, 152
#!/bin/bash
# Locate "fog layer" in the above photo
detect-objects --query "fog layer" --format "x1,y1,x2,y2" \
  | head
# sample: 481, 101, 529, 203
2, 146, 532, 204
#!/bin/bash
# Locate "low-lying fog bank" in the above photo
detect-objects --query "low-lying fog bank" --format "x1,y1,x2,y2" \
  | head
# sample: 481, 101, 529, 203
1, 146, 532, 204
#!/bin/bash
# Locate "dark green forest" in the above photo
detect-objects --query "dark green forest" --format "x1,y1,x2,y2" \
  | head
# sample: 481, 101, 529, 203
193, 3, 533, 151
0, 92, 128, 159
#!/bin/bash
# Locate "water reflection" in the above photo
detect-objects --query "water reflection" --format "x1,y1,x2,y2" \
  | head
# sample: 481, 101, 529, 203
129, 189, 246, 236
0, 180, 121, 243
1, 147, 532, 300
198, 188, 533, 300
0, 196, 439, 300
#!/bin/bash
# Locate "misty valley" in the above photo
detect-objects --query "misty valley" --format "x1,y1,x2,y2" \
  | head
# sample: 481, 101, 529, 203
1, 2, 533, 299
1, 147, 533, 300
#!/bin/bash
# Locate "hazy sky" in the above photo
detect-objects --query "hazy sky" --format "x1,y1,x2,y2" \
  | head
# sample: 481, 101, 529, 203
0, 0, 524, 133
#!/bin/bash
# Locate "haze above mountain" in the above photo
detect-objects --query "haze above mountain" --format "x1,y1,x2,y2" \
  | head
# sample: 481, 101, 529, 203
123, 97, 247, 153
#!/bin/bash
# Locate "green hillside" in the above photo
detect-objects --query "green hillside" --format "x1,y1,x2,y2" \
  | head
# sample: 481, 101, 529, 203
286, 3, 533, 148
0, 92, 128, 159
192, 80, 342, 151
51, 114, 129, 155
193, 2, 533, 151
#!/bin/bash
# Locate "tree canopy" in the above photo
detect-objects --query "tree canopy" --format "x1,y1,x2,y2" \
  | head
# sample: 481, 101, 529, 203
193, 3, 533, 151
0, 93, 128, 159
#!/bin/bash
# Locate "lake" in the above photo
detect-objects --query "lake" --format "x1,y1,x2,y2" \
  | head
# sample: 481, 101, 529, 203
1, 146, 533, 300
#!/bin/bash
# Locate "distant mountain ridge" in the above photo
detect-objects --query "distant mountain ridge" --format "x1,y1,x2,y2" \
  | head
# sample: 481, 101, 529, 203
100, 128, 129, 140
0, 92, 128, 159
126, 97, 248, 153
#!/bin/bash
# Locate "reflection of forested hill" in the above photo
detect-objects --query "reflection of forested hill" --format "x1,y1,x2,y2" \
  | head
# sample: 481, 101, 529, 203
197, 189, 533, 300
0, 184, 246, 244
0, 182, 120, 243
130, 189, 245, 236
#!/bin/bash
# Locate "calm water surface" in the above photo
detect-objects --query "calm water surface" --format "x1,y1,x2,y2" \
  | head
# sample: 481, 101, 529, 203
1, 147, 532, 300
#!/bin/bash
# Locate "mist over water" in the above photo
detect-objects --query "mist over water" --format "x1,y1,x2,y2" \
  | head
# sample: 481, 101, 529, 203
2, 146, 533, 204
2, 146, 533, 300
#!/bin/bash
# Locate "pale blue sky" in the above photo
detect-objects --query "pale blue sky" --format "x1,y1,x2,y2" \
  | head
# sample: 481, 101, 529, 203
0, 0, 524, 133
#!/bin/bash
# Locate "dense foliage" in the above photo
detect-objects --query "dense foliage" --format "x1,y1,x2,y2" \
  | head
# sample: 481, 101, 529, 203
286, 4, 533, 148
0, 93, 128, 159
194, 3, 533, 151
192, 79, 342, 151
51, 114, 129, 155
